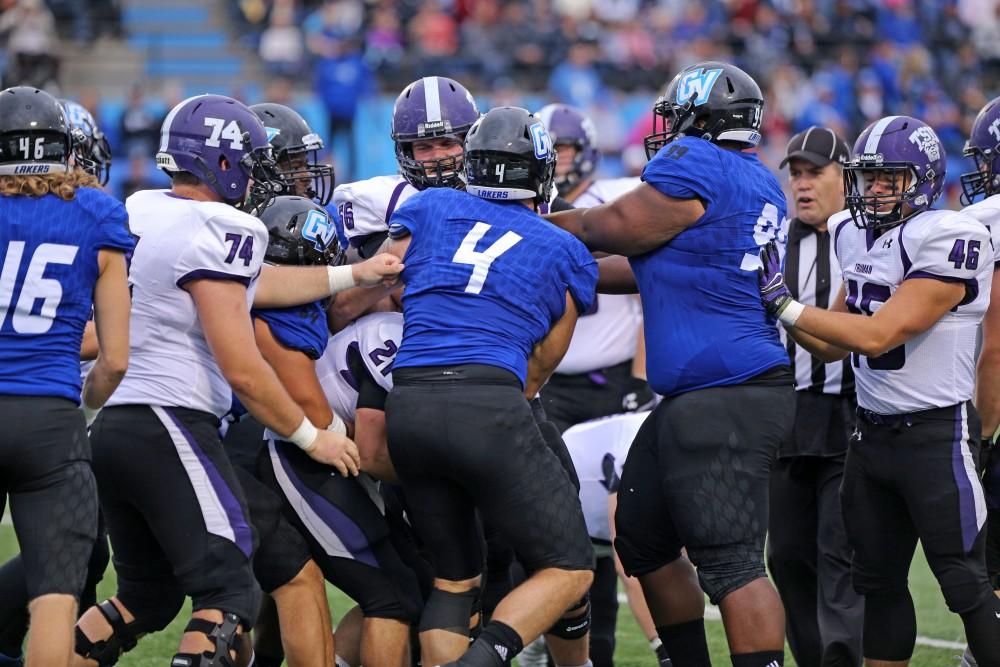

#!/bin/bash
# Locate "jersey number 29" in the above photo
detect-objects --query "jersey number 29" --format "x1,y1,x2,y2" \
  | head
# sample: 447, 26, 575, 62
452, 222, 522, 294
0, 242, 78, 334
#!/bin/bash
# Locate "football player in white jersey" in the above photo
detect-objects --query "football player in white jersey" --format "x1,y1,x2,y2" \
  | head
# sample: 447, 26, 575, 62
533, 103, 654, 667
758, 115, 1000, 666
73, 95, 401, 667
958, 95, 1000, 667
329, 76, 480, 328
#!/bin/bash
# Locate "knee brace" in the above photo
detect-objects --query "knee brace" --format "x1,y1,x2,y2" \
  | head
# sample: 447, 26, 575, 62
171, 613, 242, 667
547, 595, 591, 640
418, 587, 480, 636
74, 600, 140, 667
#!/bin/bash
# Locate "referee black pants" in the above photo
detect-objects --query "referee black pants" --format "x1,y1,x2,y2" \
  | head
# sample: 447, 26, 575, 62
769, 455, 862, 667
768, 391, 862, 667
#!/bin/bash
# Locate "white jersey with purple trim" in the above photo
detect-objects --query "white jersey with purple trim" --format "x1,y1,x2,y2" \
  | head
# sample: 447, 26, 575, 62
961, 193, 1000, 267
109, 189, 268, 416
557, 177, 643, 374
334, 175, 418, 249
564, 410, 649, 542
315, 311, 402, 423
830, 208, 992, 414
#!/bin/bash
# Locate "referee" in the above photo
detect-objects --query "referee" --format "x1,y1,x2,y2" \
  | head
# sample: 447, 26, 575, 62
767, 127, 863, 667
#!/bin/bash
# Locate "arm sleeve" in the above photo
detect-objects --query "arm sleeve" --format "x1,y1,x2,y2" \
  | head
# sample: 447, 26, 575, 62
564, 240, 599, 315
905, 214, 991, 306
387, 198, 419, 240
174, 214, 266, 288
93, 196, 135, 253
640, 138, 720, 206
347, 342, 389, 411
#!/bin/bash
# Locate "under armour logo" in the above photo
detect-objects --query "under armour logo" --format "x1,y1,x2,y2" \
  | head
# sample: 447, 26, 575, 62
494, 645, 508, 661
883, 238, 893, 249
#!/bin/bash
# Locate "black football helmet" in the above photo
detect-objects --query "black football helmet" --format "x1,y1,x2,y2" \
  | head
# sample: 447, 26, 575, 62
260, 195, 343, 266
645, 61, 764, 159
0, 86, 71, 176
250, 103, 334, 206
464, 106, 556, 207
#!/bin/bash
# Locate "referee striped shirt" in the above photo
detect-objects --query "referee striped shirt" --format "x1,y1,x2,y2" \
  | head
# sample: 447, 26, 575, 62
784, 218, 855, 395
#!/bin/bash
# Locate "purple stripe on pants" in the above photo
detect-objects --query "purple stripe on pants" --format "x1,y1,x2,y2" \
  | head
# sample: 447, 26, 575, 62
952, 403, 979, 553
275, 443, 379, 569
166, 408, 254, 558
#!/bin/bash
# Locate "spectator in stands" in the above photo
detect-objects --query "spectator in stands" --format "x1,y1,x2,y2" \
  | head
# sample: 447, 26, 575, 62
0, 0, 59, 89
312, 34, 372, 182
548, 41, 606, 111
259, 0, 305, 78
118, 83, 161, 159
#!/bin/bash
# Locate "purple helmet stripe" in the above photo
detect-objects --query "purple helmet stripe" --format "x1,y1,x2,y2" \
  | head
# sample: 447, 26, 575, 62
423, 76, 442, 123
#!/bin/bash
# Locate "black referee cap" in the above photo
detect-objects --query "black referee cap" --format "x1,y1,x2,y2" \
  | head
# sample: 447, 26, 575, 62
780, 126, 851, 169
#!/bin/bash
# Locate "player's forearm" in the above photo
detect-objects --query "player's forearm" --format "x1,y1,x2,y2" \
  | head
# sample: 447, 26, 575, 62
80, 320, 99, 361
225, 359, 307, 437
596, 255, 638, 294
81, 356, 127, 409
254, 265, 353, 308
785, 325, 849, 363
977, 347, 1000, 437
327, 284, 397, 329
792, 306, 894, 358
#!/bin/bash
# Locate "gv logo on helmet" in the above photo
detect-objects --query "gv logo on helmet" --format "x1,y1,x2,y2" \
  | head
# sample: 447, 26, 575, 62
301, 209, 334, 250
908, 126, 940, 161
676, 68, 723, 107
530, 122, 552, 160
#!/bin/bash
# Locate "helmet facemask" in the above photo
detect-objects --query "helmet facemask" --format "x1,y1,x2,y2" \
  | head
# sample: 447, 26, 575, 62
960, 143, 1000, 206
395, 134, 466, 189
275, 144, 334, 206
845, 164, 927, 231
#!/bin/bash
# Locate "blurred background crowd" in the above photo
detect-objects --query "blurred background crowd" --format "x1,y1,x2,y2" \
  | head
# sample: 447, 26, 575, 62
1, 0, 998, 206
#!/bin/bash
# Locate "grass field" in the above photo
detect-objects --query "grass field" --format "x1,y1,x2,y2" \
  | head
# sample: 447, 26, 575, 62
0, 526, 967, 666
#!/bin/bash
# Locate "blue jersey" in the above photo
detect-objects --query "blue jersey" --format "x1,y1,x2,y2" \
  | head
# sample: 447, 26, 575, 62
389, 188, 597, 386
0, 188, 134, 401
252, 300, 329, 360
635, 137, 789, 396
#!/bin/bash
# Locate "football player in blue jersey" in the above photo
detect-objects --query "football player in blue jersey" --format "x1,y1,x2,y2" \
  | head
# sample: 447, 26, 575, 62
0, 86, 133, 667
548, 62, 795, 667
384, 106, 598, 667
0, 96, 120, 667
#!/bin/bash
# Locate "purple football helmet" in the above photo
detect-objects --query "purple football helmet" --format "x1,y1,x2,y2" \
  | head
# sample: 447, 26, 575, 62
844, 115, 945, 231
156, 94, 285, 209
961, 96, 1000, 205
61, 99, 111, 185
391, 76, 480, 189
536, 103, 599, 196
